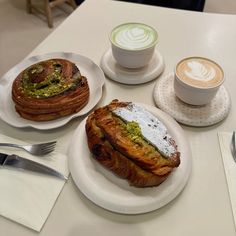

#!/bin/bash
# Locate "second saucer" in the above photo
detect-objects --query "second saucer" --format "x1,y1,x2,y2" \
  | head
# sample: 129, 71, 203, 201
100, 48, 165, 85
153, 73, 231, 127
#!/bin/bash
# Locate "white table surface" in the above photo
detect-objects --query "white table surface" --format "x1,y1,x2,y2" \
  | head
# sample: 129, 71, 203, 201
1, 0, 236, 235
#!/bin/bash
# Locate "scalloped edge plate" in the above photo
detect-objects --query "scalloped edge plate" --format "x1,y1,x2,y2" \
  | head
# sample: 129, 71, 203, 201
0, 52, 105, 130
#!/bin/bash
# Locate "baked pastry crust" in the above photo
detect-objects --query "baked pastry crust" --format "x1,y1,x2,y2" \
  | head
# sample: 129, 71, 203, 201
85, 100, 180, 187
12, 58, 89, 121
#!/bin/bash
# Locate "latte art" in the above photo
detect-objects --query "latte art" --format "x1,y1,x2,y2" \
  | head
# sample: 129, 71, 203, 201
176, 57, 224, 88
111, 23, 157, 50
184, 61, 216, 82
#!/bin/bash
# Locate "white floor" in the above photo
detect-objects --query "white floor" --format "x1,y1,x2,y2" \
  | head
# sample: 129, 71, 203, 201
0, 0, 74, 77
0, 0, 236, 77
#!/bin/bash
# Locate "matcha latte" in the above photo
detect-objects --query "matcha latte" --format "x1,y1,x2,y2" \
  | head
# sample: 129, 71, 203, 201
110, 23, 158, 68
110, 23, 158, 50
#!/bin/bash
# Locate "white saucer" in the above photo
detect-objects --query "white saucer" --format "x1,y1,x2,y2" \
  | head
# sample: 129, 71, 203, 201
100, 48, 165, 85
153, 73, 231, 127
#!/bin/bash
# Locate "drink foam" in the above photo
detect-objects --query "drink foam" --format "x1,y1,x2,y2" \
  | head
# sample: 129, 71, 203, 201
176, 57, 224, 88
111, 23, 158, 50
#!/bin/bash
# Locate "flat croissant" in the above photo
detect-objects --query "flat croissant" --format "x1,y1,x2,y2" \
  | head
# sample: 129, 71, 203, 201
85, 100, 180, 187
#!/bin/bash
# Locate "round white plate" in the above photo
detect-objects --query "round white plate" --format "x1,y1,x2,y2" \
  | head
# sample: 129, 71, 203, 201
100, 48, 165, 85
153, 73, 231, 127
0, 52, 105, 130
68, 103, 191, 214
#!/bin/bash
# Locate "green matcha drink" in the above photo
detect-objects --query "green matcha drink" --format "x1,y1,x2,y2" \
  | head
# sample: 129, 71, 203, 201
110, 23, 158, 50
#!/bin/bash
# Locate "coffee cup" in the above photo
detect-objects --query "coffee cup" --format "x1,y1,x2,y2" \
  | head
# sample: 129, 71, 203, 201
174, 56, 224, 105
109, 22, 158, 68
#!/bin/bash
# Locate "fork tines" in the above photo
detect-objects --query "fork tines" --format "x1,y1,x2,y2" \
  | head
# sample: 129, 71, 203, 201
40, 141, 57, 153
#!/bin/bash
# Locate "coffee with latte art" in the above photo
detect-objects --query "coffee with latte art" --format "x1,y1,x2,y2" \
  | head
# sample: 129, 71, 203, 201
110, 23, 158, 50
176, 57, 224, 88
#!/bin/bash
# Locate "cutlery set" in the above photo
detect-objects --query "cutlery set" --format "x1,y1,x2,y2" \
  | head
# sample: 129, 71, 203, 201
0, 141, 67, 180
1, 131, 235, 181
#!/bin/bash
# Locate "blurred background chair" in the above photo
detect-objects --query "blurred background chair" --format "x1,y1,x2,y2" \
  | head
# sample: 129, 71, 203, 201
116, 0, 205, 11
26, 0, 77, 28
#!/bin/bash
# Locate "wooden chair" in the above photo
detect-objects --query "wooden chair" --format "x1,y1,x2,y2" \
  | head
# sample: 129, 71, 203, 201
26, 0, 77, 28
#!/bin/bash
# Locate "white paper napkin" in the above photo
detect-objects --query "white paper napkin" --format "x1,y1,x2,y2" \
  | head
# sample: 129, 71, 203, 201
218, 132, 236, 226
0, 134, 69, 232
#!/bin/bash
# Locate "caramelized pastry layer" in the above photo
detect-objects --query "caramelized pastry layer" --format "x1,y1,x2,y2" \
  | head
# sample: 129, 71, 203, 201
85, 100, 180, 187
12, 58, 89, 121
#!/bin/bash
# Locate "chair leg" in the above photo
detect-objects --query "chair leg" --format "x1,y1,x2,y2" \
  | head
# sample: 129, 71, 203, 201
26, 0, 32, 13
45, 0, 53, 28
67, 0, 77, 9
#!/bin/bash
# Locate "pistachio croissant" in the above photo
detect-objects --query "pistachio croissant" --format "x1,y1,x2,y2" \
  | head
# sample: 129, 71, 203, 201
85, 100, 180, 187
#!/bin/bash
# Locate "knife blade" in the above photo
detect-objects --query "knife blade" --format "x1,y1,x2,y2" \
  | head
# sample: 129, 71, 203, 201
0, 152, 67, 180
230, 131, 236, 163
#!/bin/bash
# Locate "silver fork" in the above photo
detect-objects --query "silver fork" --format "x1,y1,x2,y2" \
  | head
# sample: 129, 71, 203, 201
230, 131, 236, 163
0, 141, 57, 156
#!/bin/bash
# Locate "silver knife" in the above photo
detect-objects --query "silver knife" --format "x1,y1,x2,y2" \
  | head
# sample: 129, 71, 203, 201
230, 131, 236, 163
0, 152, 67, 180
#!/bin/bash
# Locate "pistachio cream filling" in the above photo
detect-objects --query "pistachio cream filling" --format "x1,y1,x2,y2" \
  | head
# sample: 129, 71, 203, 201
125, 121, 143, 143
112, 104, 176, 158
20, 61, 81, 98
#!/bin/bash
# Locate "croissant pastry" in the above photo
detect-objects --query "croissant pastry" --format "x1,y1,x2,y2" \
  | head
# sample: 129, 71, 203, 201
12, 58, 89, 121
85, 100, 180, 188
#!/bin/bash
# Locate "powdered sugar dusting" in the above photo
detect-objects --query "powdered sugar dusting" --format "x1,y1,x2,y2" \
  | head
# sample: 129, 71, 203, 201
113, 104, 176, 158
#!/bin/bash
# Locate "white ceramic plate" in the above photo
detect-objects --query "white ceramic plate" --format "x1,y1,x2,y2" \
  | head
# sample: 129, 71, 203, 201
0, 52, 105, 130
68, 103, 192, 214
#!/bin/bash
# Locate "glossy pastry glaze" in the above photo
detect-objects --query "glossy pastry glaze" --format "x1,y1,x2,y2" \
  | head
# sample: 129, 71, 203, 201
12, 59, 90, 121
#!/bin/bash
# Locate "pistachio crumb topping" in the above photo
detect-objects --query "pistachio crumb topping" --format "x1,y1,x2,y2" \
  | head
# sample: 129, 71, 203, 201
125, 121, 143, 143
20, 60, 81, 98
113, 104, 177, 158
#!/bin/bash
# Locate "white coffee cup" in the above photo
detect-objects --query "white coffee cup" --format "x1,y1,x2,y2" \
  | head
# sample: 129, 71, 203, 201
174, 56, 224, 105
109, 22, 158, 68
